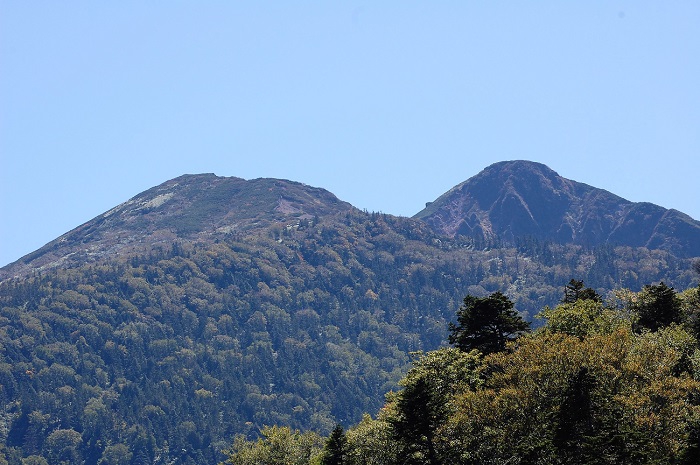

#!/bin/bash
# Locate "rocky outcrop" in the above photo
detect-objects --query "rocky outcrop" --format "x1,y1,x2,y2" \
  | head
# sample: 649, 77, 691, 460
414, 160, 700, 257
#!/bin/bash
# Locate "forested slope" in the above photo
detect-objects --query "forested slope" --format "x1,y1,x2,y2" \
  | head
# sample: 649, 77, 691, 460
226, 281, 700, 465
1, 210, 697, 464
1, 164, 699, 464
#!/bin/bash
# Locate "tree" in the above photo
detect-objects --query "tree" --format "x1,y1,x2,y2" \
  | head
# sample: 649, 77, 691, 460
538, 299, 625, 339
634, 282, 684, 332
562, 279, 601, 304
345, 414, 399, 465
447, 324, 700, 463
44, 429, 82, 465
21, 457, 48, 465
553, 367, 596, 462
321, 425, 347, 465
224, 426, 323, 465
390, 376, 440, 465
389, 348, 483, 465
98, 444, 132, 465
681, 285, 700, 342
448, 292, 530, 355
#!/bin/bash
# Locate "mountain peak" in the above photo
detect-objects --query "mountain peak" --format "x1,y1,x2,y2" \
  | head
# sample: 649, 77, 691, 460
4, 161, 699, 280
415, 160, 700, 257
1, 174, 353, 279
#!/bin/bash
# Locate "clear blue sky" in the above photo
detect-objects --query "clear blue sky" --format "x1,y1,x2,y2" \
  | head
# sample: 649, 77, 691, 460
2, 2, 699, 267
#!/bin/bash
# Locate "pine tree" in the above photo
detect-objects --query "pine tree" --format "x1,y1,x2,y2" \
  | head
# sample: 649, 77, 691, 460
635, 282, 683, 332
390, 376, 440, 465
448, 292, 530, 355
562, 279, 601, 304
321, 425, 347, 465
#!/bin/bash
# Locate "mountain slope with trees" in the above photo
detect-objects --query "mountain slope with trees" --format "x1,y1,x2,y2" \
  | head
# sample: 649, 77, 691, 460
0, 174, 354, 281
1, 162, 699, 464
226, 281, 700, 465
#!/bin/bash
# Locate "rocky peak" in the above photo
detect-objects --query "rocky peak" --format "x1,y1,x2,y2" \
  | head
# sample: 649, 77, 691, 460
414, 160, 700, 257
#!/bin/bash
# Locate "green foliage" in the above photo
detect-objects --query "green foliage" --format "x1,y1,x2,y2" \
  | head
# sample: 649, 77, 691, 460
44, 429, 82, 465
538, 299, 627, 338
390, 376, 440, 465
0, 207, 697, 464
403, 348, 483, 398
344, 414, 398, 465
305, 283, 700, 465
634, 282, 685, 332
681, 285, 700, 340
320, 425, 347, 465
446, 326, 700, 463
22, 456, 48, 465
388, 348, 482, 465
552, 366, 597, 462
448, 292, 530, 355
98, 444, 132, 465
223, 426, 323, 465
562, 279, 602, 303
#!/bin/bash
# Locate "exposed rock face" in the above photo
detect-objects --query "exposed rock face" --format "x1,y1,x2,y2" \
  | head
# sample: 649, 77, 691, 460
414, 160, 700, 258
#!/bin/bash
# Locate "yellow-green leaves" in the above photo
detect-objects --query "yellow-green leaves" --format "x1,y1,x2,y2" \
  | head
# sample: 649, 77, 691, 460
445, 324, 700, 463
538, 299, 629, 338
223, 426, 323, 465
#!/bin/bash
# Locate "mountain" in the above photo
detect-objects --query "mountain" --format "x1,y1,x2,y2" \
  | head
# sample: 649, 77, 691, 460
1, 163, 698, 465
415, 160, 700, 258
1, 174, 353, 280
4, 161, 699, 281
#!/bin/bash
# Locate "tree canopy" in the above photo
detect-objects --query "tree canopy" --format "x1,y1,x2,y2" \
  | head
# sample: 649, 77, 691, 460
1, 210, 697, 464
562, 279, 602, 303
226, 281, 700, 465
320, 425, 347, 465
448, 291, 530, 355
634, 281, 684, 332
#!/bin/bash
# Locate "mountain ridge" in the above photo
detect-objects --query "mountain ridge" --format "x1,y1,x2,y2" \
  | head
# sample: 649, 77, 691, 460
3, 161, 700, 280
1, 161, 698, 464
414, 160, 700, 258
1, 174, 354, 280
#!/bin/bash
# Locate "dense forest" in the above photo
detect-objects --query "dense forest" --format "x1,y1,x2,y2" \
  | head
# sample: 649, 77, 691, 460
1, 210, 698, 464
225, 280, 700, 465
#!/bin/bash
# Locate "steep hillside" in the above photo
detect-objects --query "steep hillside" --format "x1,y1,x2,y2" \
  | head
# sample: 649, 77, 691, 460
1, 174, 352, 280
1, 166, 699, 464
415, 160, 700, 258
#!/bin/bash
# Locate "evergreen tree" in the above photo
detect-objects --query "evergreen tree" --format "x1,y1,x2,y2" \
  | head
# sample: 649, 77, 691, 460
321, 425, 347, 465
390, 376, 440, 465
553, 367, 596, 463
562, 279, 601, 304
448, 292, 530, 355
634, 282, 684, 332
680, 420, 700, 465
